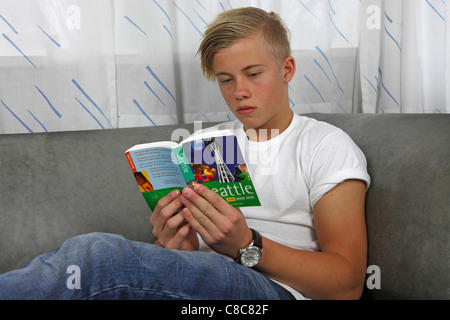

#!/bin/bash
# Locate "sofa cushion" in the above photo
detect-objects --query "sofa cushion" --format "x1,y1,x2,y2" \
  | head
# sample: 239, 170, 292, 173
307, 113, 449, 299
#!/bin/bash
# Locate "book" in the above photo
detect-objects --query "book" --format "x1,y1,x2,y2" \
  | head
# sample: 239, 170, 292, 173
125, 129, 261, 211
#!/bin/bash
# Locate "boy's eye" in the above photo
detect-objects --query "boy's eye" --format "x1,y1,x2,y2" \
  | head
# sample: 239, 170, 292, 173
219, 78, 232, 84
248, 72, 261, 78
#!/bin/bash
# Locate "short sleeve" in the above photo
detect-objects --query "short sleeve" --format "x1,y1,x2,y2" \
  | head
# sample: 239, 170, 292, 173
307, 130, 371, 207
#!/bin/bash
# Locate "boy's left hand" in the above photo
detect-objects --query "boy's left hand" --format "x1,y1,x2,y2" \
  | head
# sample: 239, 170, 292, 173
180, 184, 252, 258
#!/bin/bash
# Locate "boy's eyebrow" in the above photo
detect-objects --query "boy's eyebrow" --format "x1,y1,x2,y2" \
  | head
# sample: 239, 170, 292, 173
215, 64, 266, 77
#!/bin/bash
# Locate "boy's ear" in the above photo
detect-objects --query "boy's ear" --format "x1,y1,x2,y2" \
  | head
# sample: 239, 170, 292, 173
283, 56, 296, 83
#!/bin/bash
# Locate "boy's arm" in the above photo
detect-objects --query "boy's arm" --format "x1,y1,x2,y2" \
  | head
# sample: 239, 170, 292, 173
256, 179, 368, 300
181, 179, 368, 300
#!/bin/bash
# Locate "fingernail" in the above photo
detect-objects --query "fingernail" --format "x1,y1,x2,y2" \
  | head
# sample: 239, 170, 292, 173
194, 184, 204, 192
182, 187, 192, 196
172, 189, 180, 197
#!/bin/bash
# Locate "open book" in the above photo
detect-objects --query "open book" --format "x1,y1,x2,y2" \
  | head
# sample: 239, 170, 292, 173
125, 129, 261, 211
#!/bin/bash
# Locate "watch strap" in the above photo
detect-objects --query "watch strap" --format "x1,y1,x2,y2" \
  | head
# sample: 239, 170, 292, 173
234, 229, 263, 263
250, 228, 262, 249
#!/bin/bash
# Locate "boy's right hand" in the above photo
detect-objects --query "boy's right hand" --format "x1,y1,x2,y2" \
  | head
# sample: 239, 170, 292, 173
150, 189, 199, 251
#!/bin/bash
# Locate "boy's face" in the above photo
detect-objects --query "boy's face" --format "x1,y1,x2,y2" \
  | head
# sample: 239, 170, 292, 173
212, 34, 295, 138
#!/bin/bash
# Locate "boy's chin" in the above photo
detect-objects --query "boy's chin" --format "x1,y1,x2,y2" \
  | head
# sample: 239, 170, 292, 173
240, 121, 261, 132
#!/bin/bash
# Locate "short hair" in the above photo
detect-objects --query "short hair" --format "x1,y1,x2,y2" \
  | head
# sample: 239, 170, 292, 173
197, 7, 291, 81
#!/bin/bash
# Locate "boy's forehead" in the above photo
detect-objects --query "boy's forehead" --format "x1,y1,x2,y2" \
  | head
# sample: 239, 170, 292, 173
212, 36, 272, 70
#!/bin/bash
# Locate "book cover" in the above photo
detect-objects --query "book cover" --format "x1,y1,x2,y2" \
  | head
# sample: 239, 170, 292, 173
125, 131, 260, 211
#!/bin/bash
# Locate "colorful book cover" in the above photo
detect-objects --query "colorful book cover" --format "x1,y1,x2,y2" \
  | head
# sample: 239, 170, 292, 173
125, 130, 260, 211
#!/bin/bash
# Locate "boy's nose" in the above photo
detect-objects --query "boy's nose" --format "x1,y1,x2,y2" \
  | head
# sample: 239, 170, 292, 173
234, 81, 251, 100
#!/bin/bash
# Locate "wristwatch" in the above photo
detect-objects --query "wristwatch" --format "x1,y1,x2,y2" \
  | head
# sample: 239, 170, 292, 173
235, 229, 263, 268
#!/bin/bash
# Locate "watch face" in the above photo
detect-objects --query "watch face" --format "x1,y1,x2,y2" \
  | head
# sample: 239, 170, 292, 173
241, 246, 262, 267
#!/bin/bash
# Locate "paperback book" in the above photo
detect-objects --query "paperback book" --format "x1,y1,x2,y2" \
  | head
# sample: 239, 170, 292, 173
125, 129, 260, 211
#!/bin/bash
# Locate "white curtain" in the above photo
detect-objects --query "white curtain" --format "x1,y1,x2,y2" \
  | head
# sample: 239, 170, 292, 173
360, 0, 450, 113
0, 0, 448, 134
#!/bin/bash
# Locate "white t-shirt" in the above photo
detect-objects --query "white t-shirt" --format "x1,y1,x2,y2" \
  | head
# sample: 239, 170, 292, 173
197, 113, 371, 299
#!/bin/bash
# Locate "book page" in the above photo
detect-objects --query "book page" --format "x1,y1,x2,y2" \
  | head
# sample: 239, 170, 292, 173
128, 147, 186, 190
125, 140, 178, 153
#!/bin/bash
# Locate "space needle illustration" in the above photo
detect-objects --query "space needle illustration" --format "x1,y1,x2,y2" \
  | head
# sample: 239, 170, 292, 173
203, 137, 234, 183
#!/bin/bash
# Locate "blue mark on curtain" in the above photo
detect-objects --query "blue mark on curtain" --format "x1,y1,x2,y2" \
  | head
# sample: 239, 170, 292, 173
154, 0, 171, 23
384, 26, 402, 52
193, 8, 208, 26
195, 0, 205, 10
133, 99, 156, 126
172, 1, 203, 36
146, 65, 176, 103
163, 25, 172, 38
336, 102, 347, 113
289, 85, 296, 106
144, 80, 166, 106
328, 0, 336, 15
297, 0, 318, 19
0, 14, 18, 34
27, 109, 48, 132
72, 79, 113, 128
315, 46, 344, 94
35, 85, 62, 118
75, 97, 105, 129
289, 97, 296, 107
304, 74, 325, 103
425, 0, 445, 21
377, 68, 400, 106
169, 114, 178, 124
362, 74, 378, 93
124, 16, 148, 36
384, 11, 393, 23
37, 25, 61, 47
2, 33, 36, 68
1, 100, 33, 133
226, 0, 233, 9
328, 12, 349, 43
383, 11, 401, 52
314, 59, 332, 84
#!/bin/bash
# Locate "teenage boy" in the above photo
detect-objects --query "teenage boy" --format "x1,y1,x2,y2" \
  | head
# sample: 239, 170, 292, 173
0, 7, 369, 300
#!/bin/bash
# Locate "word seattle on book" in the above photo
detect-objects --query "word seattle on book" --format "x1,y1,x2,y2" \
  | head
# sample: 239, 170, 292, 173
125, 129, 261, 211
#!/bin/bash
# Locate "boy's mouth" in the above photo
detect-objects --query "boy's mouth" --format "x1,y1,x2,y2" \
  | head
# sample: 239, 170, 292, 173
237, 106, 257, 115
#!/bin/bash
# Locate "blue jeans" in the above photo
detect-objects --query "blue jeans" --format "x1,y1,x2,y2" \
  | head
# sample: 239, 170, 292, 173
0, 233, 294, 300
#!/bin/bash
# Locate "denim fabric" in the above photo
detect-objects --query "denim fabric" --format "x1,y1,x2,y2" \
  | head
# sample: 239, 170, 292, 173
0, 233, 293, 300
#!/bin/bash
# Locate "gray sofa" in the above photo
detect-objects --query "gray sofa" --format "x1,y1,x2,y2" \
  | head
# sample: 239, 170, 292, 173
0, 113, 448, 300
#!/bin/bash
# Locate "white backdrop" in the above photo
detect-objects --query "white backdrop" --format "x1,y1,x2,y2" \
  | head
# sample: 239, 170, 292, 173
0, 0, 448, 134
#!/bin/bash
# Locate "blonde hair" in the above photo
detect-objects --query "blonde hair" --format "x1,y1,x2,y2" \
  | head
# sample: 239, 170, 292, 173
197, 7, 291, 81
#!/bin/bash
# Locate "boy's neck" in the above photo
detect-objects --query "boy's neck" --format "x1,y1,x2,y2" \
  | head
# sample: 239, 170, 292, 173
244, 109, 294, 142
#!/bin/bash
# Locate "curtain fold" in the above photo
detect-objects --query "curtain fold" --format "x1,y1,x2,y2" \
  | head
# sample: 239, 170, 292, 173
0, 0, 448, 134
